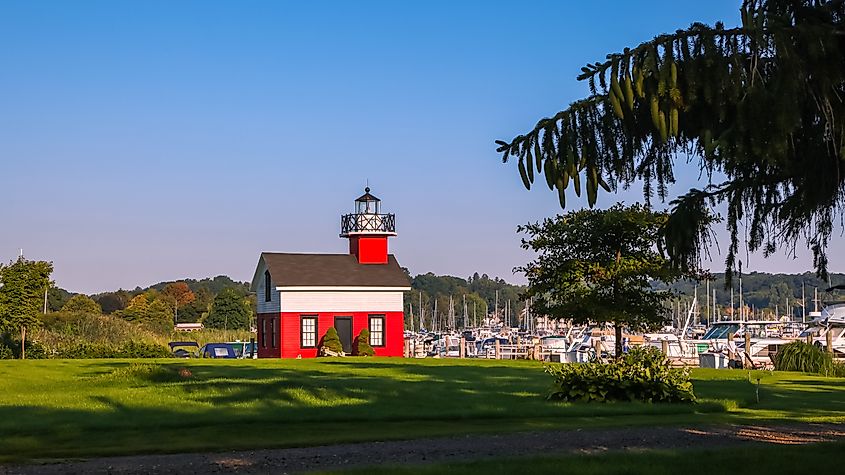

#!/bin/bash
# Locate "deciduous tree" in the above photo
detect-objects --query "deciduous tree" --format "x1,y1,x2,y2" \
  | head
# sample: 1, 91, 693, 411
0, 257, 53, 359
61, 294, 102, 314
518, 203, 691, 357
162, 282, 195, 308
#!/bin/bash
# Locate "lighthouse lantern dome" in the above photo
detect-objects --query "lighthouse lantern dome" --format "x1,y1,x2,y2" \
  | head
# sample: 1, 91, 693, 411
355, 187, 380, 215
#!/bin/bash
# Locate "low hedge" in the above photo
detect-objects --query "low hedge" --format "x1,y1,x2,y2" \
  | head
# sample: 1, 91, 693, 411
56, 341, 172, 359
546, 346, 695, 403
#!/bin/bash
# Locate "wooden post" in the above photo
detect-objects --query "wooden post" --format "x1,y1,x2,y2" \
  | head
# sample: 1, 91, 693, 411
807, 334, 813, 345
661, 339, 669, 355
404, 339, 410, 358
20, 326, 26, 360
744, 333, 752, 358
826, 330, 834, 354
459, 337, 465, 358
495, 339, 501, 360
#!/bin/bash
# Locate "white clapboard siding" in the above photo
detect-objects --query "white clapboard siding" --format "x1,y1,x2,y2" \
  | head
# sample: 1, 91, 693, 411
255, 260, 281, 314
280, 291, 403, 313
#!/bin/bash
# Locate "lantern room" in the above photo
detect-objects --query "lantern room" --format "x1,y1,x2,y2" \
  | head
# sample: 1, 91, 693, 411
341, 187, 396, 264
355, 189, 381, 215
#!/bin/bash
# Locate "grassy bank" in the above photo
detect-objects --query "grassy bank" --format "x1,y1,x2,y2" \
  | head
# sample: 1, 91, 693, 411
1, 358, 843, 461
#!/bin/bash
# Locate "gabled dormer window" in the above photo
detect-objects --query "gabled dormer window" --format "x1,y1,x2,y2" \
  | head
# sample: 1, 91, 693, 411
264, 270, 272, 302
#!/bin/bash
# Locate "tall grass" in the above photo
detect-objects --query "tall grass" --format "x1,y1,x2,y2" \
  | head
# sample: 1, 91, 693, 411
31, 313, 253, 358
774, 341, 845, 376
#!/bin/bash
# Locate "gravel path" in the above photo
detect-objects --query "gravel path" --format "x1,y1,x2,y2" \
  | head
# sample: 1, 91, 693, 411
2, 422, 843, 475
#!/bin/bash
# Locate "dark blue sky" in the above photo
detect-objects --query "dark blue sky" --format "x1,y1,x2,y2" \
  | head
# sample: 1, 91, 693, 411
2, 1, 834, 293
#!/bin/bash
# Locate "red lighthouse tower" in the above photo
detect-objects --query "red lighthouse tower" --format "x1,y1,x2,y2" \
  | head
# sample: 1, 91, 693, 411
340, 187, 397, 264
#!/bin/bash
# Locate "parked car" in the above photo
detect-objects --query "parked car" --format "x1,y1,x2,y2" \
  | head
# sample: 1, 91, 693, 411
198, 343, 237, 359
228, 341, 258, 359
168, 341, 200, 358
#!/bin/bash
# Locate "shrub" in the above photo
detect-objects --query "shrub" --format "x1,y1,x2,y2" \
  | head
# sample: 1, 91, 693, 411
0, 335, 48, 359
56, 341, 171, 359
546, 346, 695, 403
320, 327, 344, 355
116, 341, 172, 358
774, 341, 844, 376
353, 329, 375, 356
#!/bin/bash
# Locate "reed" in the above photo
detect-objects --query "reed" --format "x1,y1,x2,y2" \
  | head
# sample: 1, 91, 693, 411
774, 341, 844, 376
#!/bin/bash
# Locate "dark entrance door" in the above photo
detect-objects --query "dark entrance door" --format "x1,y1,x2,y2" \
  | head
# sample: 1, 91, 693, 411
334, 317, 353, 354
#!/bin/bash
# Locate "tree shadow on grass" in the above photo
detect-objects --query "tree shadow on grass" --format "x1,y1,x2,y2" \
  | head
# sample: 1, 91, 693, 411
0, 359, 776, 462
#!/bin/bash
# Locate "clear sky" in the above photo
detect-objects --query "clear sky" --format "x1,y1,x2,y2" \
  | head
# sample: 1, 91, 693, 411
1, 1, 840, 294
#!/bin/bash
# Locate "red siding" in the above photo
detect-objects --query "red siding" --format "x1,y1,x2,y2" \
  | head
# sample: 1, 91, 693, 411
271, 311, 404, 358
348, 236, 388, 264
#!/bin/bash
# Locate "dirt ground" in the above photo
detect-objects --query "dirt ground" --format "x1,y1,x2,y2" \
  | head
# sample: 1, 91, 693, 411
2, 422, 844, 475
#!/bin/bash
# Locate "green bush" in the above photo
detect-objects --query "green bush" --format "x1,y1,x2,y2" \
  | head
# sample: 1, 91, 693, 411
0, 335, 48, 359
546, 346, 696, 403
774, 341, 844, 376
320, 327, 344, 355
353, 329, 375, 356
56, 341, 172, 359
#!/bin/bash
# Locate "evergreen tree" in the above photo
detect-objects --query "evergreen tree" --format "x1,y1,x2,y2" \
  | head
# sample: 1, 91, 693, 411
353, 329, 375, 356
498, 0, 845, 282
204, 288, 251, 330
320, 327, 344, 354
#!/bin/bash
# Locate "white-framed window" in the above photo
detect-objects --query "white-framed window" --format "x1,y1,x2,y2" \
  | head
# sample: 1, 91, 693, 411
369, 315, 385, 347
301, 316, 318, 348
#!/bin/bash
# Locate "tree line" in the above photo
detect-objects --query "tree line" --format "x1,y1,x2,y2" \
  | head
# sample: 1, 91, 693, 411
403, 272, 527, 331
1, 257, 255, 358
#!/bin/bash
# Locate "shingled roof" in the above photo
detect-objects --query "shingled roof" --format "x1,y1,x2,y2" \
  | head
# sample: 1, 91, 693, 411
253, 253, 411, 289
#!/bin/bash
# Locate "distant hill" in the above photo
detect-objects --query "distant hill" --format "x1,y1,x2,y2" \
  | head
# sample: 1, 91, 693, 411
655, 271, 845, 319
145, 275, 249, 297
405, 272, 527, 329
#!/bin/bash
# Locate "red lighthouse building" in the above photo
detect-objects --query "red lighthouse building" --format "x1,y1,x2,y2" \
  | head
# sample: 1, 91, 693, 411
251, 188, 410, 358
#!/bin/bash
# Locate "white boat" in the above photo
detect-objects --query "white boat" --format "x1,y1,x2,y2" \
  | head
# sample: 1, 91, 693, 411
800, 301, 845, 358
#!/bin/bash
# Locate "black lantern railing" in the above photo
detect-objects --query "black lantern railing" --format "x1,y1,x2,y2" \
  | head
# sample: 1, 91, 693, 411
341, 213, 396, 235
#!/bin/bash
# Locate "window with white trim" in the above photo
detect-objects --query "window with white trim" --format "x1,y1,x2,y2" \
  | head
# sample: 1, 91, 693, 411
369, 315, 385, 347
301, 316, 317, 348
264, 270, 272, 302
271, 317, 278, 349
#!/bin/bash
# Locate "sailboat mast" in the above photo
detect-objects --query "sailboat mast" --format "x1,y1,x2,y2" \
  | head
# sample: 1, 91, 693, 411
495, 290, 499, 324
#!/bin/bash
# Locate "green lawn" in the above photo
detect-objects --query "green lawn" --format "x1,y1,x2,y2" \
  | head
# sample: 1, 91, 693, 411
322, 441, 845, 475
0, 358, 843, 462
